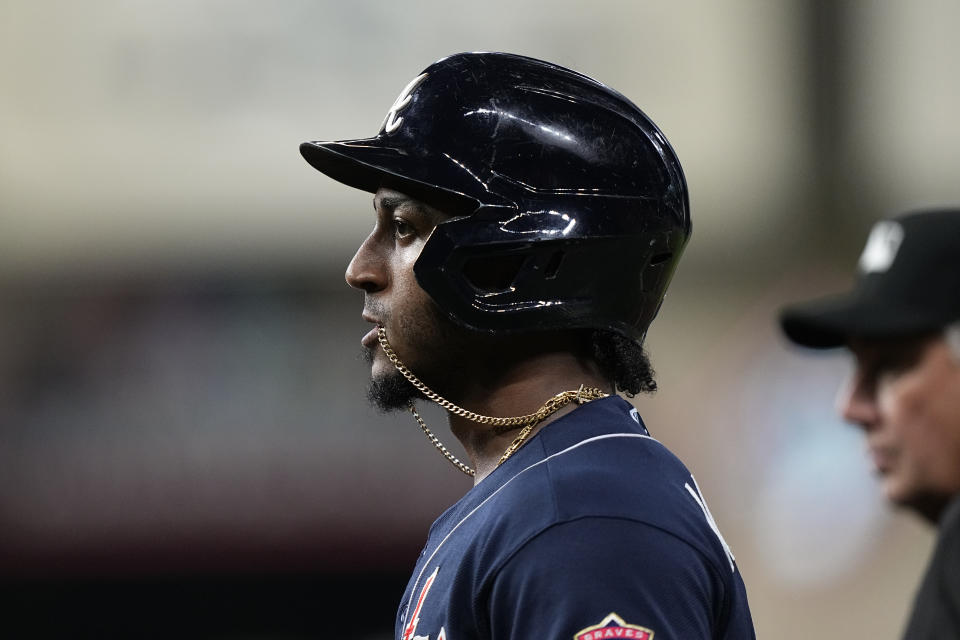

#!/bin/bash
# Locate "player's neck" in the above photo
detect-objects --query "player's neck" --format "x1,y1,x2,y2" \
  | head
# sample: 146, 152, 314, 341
447, 349, 612, 484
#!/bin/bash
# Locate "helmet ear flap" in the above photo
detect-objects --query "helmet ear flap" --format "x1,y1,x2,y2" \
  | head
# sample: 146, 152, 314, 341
415, 209, 575, 334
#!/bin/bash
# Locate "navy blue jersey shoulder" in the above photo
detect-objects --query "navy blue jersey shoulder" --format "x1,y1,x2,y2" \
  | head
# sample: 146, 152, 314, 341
396, 396, 755, 640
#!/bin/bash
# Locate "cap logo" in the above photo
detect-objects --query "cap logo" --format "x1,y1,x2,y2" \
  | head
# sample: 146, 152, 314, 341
858, 220, 904, 274
381, 72, 428, 135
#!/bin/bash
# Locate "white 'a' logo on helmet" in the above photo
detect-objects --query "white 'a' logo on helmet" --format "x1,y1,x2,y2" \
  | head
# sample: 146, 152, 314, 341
858, 220, 905, 274
381, 73, 428, 134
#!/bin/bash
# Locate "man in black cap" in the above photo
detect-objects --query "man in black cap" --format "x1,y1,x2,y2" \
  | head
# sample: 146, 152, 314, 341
780, 208, 960, 639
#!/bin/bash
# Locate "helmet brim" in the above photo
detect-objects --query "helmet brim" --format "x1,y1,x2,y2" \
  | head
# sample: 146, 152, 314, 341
300, 138, 481, 215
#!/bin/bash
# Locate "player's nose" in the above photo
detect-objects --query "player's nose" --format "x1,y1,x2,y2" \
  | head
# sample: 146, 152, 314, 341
345, 233, 387, 294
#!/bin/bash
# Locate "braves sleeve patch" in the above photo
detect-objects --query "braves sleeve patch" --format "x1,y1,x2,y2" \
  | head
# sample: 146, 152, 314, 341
574, 613, 655, 640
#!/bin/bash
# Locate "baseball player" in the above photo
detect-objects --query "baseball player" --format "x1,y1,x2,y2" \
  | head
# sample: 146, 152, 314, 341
780, 208, 960, 638
301, 52, 755, 639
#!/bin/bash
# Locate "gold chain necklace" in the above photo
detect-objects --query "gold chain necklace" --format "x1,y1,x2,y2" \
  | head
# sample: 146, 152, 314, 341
376, 326, 608, 477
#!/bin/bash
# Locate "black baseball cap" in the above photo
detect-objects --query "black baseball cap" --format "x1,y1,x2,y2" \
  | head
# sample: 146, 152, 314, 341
779, 208, 960, 348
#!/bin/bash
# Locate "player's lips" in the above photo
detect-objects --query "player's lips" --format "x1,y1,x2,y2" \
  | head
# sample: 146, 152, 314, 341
361, 326, 379, 349
361, 314, 381, 349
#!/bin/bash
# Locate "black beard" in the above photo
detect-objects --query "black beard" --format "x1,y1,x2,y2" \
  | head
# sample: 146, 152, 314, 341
361, 346, 422, 411
359, 298, 469, 412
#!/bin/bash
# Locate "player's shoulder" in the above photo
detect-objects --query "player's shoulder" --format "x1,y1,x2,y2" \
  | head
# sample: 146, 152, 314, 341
540, 429, 710, 547
483, 397, 728, 565
538, 395, 698, 510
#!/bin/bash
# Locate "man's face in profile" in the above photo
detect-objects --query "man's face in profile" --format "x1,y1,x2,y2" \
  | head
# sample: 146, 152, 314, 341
839, 333, 960, 521
344, 187, 468, 411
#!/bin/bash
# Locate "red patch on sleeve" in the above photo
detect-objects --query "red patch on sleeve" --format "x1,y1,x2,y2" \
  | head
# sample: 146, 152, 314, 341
574, 612, 654, 640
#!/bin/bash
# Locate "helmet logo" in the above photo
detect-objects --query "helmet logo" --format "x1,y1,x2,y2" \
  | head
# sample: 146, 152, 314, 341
381, 73, 428, 134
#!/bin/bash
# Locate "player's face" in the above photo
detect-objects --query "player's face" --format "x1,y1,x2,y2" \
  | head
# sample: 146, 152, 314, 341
839, 334, 960, 521
344, 187, 461, 409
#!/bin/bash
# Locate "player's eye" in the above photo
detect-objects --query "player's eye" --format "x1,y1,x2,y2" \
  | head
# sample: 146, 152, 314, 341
392, 218, 415, 241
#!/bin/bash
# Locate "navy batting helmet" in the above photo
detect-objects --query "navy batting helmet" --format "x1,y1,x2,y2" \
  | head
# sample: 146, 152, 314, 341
301, 52, 690, 344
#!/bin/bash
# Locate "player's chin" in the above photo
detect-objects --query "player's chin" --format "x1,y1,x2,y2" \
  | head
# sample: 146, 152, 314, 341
361, 345, 396, 380
367, 369, 419, 412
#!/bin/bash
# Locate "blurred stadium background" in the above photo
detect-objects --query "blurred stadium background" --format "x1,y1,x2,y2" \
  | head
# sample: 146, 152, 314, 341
2, 1, 959, 637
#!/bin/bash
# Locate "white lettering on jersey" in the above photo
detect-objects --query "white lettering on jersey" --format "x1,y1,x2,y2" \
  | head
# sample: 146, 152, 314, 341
858, 220, 904, 274
684, 475, 736, 572
381, 73, 428, 134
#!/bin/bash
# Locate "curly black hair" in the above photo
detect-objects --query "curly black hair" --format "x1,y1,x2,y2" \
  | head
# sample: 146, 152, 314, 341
590, 330, 657, 396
